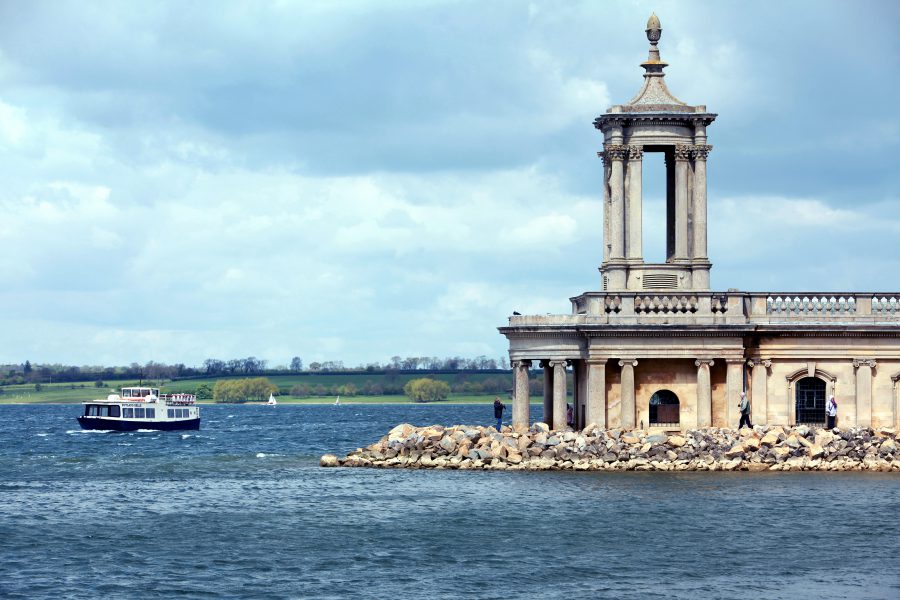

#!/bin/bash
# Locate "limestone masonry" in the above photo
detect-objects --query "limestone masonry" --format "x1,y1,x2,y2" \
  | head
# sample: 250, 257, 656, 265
497, 14, 900, 432
322, 423, 900, 472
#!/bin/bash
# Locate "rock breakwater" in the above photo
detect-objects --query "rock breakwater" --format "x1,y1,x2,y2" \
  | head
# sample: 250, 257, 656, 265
321, 422, 900, 472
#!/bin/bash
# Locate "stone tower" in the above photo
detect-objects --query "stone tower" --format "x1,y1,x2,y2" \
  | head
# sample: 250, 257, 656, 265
595, 13, 716, 292
500, 13, 900, 434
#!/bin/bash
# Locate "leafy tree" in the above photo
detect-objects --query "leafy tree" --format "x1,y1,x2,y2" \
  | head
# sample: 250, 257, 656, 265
212, 378, 277, 403
34, 383, 42, 392
403, 378, 450, 403
290, 357, 303, 371
94, 380, 104, 388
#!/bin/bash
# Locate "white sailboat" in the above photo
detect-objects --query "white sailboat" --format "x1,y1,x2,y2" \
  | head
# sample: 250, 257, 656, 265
267, 393, 277, 406
334, 395, 340, 406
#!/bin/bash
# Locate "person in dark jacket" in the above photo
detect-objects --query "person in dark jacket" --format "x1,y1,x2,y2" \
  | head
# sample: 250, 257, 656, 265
738, 392, 752, 429
493, 397, 505, 430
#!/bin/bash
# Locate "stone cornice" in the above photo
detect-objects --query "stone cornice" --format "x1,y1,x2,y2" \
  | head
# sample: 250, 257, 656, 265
594, 112, 717, 130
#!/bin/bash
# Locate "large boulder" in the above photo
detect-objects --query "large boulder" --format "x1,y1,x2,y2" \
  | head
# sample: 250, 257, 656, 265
388, 423, 415, 442
439, 436, 456, 454
668, 435, 686, 447
808, 444, 825, 459
724, 445, 745, 459
320, 454, 340, 467
759, 431, 778, 447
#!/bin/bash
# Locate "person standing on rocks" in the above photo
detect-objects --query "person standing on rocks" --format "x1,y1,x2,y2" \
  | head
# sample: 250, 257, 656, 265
826, 395, 838, 429
738, 392, 752, 429
493, 397, 504, 430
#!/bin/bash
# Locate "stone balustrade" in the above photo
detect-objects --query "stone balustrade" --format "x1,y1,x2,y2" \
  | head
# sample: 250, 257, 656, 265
552, 291, 900, 326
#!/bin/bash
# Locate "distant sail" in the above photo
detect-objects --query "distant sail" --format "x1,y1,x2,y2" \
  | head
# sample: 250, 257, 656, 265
334, 396, 340, 406
267, 394, 277, 406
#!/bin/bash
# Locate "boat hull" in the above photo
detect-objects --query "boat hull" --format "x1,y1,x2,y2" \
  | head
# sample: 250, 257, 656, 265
77, 417, 201, 431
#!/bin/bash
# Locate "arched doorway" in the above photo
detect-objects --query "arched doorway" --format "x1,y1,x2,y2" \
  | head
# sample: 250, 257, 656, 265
650, 390, 679, 426
795, 377, 826, 425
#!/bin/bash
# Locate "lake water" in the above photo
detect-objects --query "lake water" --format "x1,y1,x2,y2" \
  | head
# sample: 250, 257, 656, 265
1, 404, 899, 599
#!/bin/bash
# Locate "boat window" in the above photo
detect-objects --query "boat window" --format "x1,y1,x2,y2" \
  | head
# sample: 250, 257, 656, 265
97, 405, 109, 417
85, 405, 94, 416
167, 409, 175, 418
123, 408, 133, 418
146, 408, 155, 418
135, 408, 146, 418
109, 405, 120, 418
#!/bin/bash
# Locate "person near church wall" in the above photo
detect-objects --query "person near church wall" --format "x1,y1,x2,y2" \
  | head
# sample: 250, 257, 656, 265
826, 395, 838, 429
738, 392, 752, 429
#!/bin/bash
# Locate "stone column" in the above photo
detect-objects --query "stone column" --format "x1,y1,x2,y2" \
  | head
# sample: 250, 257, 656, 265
625, 145, 643, 260
606, 144, 627, 260
695, 359, 714, 428
512, 360, 532, 428
541, 360, 554, 428
551, 360, 568, 430
853, 359, 876, 428
673, 144, 691, 261
893, 374, 900, 430
749, 359, 771, 426
619, 359, 638, 429
586, 359, 607, 428
691, 144, 712, 289
725, 359, 744, 429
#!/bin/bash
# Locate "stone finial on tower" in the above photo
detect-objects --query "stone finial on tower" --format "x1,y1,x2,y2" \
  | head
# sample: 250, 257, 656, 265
642, 12, 666, 75
646, 12, 661, 43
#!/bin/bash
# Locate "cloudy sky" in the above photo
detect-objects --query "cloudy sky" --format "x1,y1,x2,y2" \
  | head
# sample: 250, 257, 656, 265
1, 0, 898, 368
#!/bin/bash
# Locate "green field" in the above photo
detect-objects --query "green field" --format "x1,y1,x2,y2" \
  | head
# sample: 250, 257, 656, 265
0, 374, 530, 405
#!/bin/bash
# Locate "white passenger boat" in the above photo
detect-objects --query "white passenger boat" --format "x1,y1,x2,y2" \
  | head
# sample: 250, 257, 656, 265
77, 387, 201, 431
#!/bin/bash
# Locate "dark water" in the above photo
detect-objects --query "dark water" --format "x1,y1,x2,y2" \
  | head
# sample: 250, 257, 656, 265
1, 404, 899, 600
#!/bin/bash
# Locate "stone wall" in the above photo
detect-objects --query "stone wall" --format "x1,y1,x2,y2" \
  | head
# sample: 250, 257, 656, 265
321, 422, 900, 472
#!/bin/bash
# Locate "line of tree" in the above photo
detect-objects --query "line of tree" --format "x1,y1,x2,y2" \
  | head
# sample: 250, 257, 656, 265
287, 375, 511, 398
1, 355, 516, 387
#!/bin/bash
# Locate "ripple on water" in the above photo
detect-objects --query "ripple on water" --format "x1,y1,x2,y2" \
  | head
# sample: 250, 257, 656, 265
1, 404, 899, 600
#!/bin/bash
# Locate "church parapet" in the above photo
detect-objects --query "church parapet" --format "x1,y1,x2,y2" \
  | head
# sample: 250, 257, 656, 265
540, 291, 900, 326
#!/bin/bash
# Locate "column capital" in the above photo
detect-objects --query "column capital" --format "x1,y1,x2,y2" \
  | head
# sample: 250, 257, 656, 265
548, 359, 568, 369
853, 358, 877, 369
512, 359, 532, 370
747, 358, 772, 369
603, 143, 628, 161
674, 144, 692, 161
695, 359, 715, 368
618, 359, 638, 368
691, 144, 713, 160
627, 145, 644, 160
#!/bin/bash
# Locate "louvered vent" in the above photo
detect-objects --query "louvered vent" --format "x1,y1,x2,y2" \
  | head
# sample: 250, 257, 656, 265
602, 276, 608, 291
643, 274, 678, 290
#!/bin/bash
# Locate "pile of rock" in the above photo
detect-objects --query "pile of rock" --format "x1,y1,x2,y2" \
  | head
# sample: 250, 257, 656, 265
320, 422, 900, 472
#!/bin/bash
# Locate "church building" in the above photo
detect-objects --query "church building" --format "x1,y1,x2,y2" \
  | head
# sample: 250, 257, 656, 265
499, 14, 900, 432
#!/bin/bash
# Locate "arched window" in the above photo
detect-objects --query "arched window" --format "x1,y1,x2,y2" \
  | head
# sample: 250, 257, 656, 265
795, 377, 826, 425
650, 390, 679, 425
